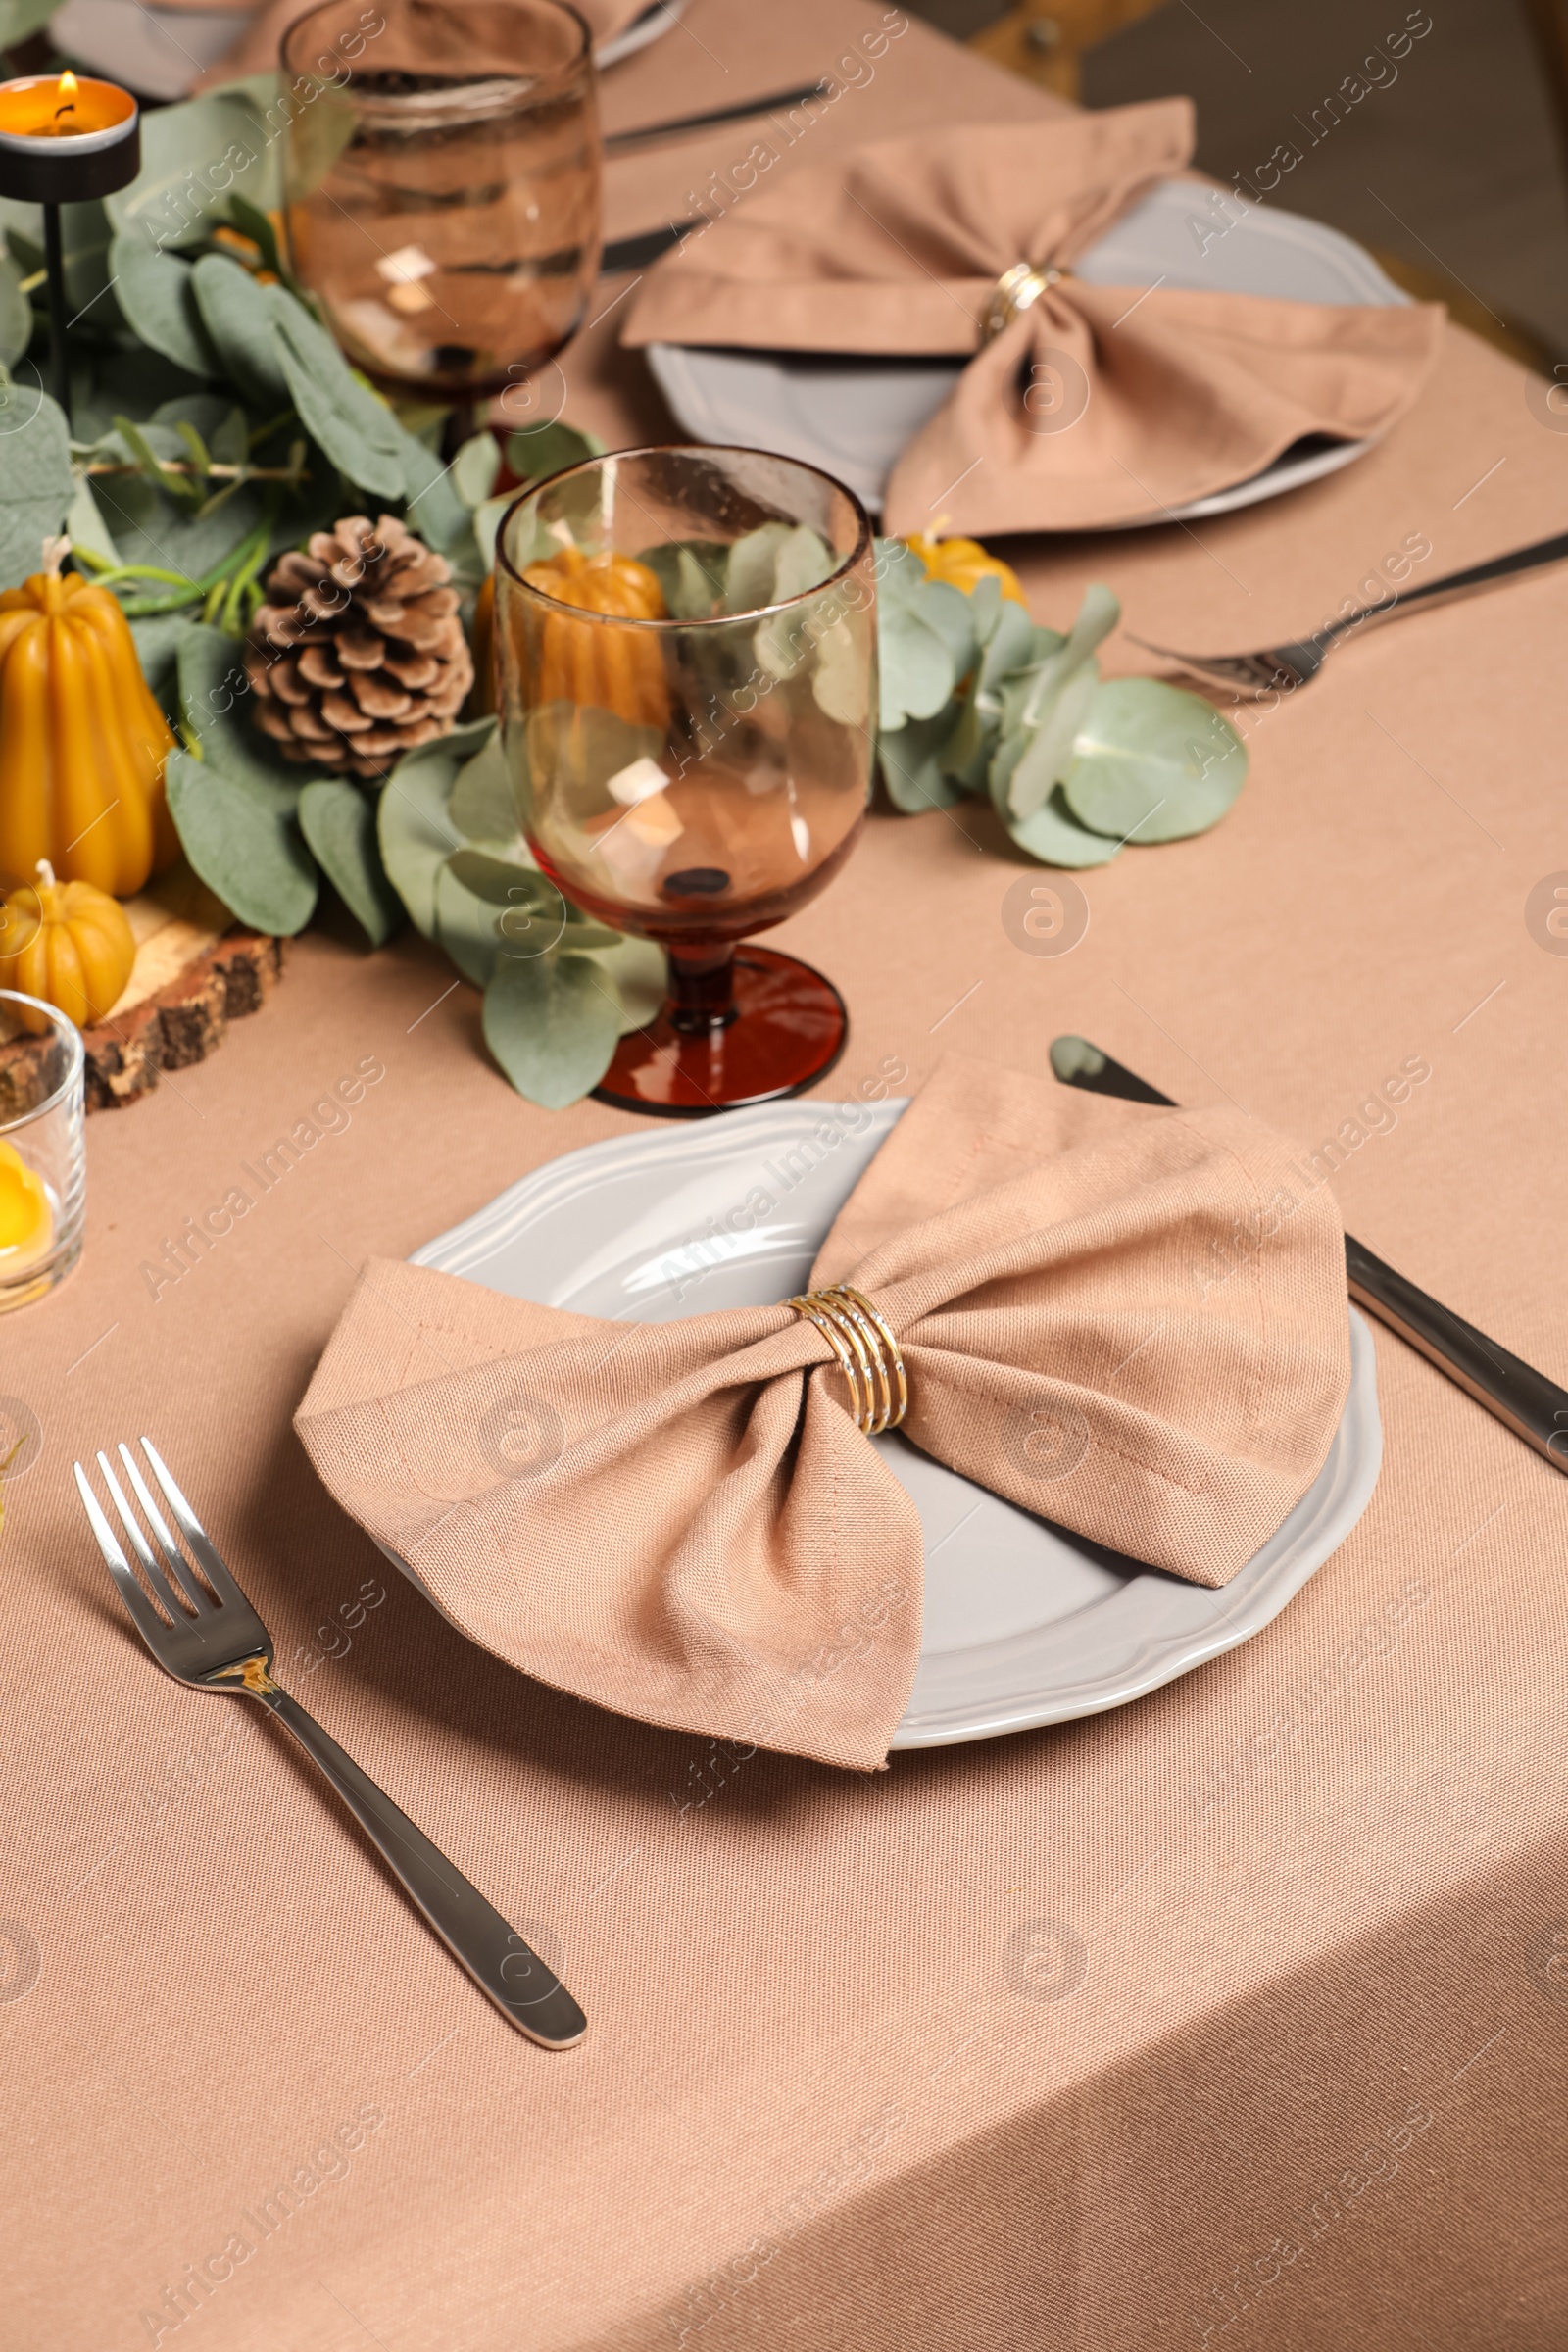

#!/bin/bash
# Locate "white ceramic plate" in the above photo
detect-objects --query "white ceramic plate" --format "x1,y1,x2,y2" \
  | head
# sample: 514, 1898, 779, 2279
51, 0, 687, 105
396, 1099, 1382, 1747
596, 0, 690, 70
646, 178, 1409, 526
52, 0, 246, 103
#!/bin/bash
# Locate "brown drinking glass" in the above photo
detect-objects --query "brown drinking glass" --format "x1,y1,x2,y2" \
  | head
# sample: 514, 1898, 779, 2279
279, 0, 600, 405
495, 446, 877, 1115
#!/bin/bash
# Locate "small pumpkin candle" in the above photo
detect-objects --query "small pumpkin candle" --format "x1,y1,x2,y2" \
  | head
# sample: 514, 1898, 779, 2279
906, 532, 1026, 606
0, 556, 178, 897
517, 546, 670, 729
0, 859, 137, 1032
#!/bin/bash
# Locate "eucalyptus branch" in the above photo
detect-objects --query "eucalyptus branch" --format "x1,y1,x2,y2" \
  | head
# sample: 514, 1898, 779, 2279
82, 460, 309, 484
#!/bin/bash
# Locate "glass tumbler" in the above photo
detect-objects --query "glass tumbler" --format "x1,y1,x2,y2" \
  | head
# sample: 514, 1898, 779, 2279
0, 991, 85, 1312
495, 445, 877, 1115
280, 0, 600, 405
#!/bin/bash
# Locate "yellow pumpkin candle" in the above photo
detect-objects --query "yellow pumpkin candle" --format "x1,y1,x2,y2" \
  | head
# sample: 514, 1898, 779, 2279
906, 531, 1027, 607
0, 859, 136, 1031
517, 546, 669, 728
0, 560, 178, 896
0, 1139, 51, 1268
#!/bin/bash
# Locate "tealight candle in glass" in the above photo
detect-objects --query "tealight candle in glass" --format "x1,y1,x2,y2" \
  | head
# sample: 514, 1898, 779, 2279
0, 991, 85, 1313
280, 0, 600, 405
496, 445, 877, 1115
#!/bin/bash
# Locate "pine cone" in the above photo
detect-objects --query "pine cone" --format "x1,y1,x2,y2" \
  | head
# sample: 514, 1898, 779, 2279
246, 514, 473, 783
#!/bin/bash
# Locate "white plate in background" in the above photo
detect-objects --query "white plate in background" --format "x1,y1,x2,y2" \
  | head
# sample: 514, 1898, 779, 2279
50, 0, 689, 106
646, 179, 1409, 525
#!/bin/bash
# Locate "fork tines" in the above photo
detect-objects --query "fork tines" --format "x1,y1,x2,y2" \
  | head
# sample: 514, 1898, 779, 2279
74, 1440, 264, 1672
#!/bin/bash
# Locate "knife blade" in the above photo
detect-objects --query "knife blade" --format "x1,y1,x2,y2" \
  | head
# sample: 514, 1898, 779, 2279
1049, 1035, 1568, 1473
603, 80, 832, 154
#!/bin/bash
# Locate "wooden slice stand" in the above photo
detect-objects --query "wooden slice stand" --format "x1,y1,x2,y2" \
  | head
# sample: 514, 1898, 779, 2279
0, 866, 285, 1120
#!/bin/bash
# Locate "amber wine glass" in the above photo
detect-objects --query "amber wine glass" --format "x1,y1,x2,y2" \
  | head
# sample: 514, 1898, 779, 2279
495, 446, 877, 1115
280, 0, 600, 405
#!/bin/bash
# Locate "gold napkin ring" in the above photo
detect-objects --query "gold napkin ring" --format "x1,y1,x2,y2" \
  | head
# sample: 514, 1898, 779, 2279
788, 1285, 908, 1437
980, 261, 1065, 345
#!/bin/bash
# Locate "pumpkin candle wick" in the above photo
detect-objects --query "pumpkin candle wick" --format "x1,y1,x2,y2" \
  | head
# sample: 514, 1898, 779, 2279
35, 860, 56, 890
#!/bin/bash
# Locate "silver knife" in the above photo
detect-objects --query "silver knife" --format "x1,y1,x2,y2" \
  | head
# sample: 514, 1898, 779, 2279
1051, 1035, 1568, 1472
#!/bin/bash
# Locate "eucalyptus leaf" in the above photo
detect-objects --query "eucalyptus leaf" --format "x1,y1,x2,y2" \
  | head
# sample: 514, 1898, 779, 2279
1062, 681, 1249, 844
111, 235, 219, 379
299, 778, 405, 945
116, 414, 201, 508
726, 521, 791, 614
270, 287, 406, 500
128, 613, 189, 711
505, 419, 606, 484
967, 573, 1003, 645
447, 849, 562, 910
0, 0, 57, 50
810, 612, 871, 726
914, 578, 977, 676
1006, 786, 1124, 869
107, 96, 274, 254
165, 748, 318, 932
64, 476, 120, 569
583, 933, 666, 1034
179, 625, 301, 800
191, 254, 290, 411
377, 730, 481, 935
0, 249, 29, 373
872, 534, 926, 606
452, 430, 501, 510
434, 858, 504, 986
638, 538, 726, 620
773, 524, 836, 602
0, 386, 73, 590
225, 192, 287, 282
153, 392, 233, 442
472, 491, 514, 574
482, 948, 621, 1108
557, 917, 624, 951
878, 597, 956, 733
90, 470, 266, 584
211, 406, 248, 468
878, 714, 965, 814
754, 605, 809, 684
400, 427, 472, 554
975, 597, 1039, 690
448, 726, 517, 844
74, 340, 208, 444
1004, 661, 1100, 823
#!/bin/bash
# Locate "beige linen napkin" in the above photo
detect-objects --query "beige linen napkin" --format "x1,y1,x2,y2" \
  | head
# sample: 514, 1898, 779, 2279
621, 101, 1444, 536
296, 1058, 1351, 1768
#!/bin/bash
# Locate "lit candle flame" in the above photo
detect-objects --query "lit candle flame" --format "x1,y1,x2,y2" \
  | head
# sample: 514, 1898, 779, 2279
54, 68, 78, 122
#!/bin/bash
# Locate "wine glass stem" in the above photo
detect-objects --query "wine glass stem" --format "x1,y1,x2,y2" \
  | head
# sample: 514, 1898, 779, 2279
666, 947, 738, 1035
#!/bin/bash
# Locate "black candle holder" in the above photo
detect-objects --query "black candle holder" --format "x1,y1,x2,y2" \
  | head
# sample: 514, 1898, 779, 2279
0, 74, 141, 425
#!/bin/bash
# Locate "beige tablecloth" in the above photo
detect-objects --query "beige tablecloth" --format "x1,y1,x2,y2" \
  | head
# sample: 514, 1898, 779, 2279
6, 7, 1568, 2347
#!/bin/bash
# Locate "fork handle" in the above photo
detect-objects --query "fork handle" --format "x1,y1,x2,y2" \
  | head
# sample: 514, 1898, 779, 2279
1327, 529, 1568, 648
259, 1687, 586, 2048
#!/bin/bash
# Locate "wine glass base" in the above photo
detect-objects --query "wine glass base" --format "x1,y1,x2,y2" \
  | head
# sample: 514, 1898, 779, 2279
592, 947, 848, 1118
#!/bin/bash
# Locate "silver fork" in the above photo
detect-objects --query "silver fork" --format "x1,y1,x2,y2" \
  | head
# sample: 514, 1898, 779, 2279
75, 1440, 586, 2050
1130, 528, 1568, 697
